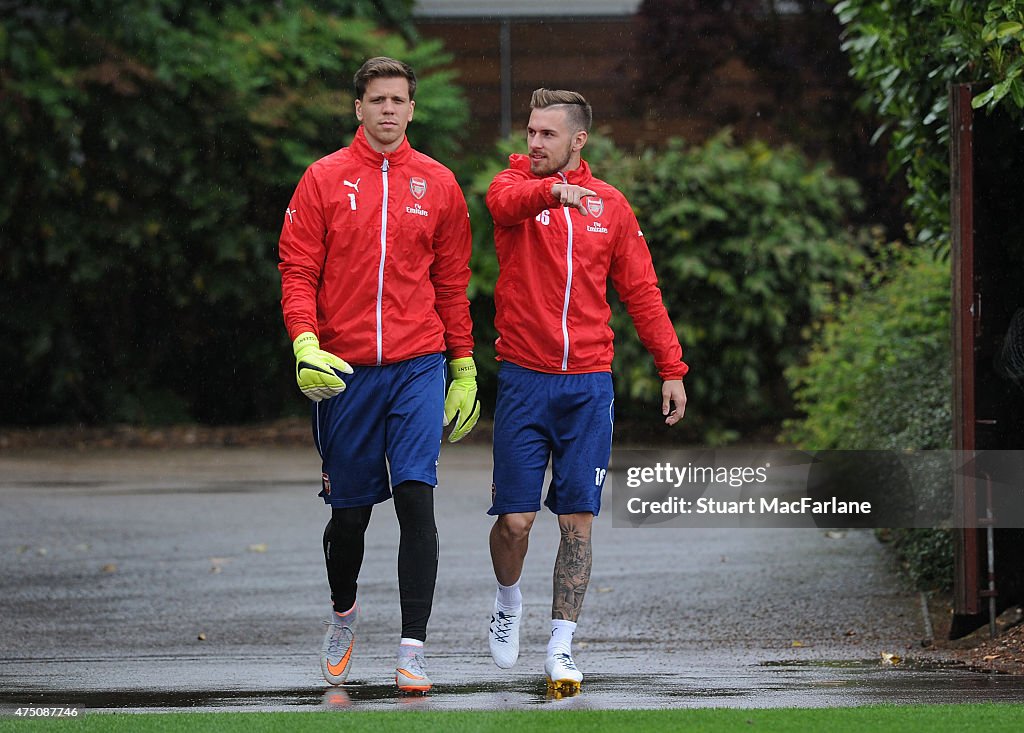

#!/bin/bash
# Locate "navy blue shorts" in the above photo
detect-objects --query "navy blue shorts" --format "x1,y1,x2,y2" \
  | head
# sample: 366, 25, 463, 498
313, 353, 445, 509
490, 363, 614, 517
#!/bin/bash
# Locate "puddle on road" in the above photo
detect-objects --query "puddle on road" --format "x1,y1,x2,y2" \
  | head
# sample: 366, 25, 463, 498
1, 681, 552, 713
3, 662, 1022, 713
759, 658, 973, 672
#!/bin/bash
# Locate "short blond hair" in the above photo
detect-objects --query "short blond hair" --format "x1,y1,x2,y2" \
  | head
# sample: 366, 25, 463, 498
530, 88, 592, 132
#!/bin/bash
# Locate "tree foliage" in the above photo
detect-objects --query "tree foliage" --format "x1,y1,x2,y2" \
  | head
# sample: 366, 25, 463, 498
0, 1, 466, 424
833, 0, 1024, 251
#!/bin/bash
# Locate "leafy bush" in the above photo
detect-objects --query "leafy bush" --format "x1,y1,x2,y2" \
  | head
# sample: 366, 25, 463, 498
885, 526, 955, 593
783, 242, 951, 450
618, 134, 866, 440
465, 133, 866, 442
0, 1, 467, 424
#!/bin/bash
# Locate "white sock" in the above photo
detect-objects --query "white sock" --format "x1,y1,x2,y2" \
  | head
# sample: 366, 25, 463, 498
398, 638, 424, 657
495, 580, 522, 612
547, 619, 577, 658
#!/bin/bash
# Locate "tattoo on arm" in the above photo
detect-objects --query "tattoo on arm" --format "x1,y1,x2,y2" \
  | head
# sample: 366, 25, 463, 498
552, 522, 592, 622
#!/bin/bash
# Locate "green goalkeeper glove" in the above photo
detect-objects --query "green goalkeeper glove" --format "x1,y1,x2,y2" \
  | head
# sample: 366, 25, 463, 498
444, 356, 480, 443
292, 332, 353, 402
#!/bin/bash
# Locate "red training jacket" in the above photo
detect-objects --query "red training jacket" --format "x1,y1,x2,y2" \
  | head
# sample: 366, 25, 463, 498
486, 154, 687, 381
279, 127, 473, 365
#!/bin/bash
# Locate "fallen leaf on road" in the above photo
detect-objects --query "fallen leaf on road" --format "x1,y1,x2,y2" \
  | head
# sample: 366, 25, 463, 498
247, 543, 268, 553
209, 557, 233, 573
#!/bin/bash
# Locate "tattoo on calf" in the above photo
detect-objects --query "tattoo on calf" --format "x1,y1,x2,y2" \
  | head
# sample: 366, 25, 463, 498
552, 523, 593, 621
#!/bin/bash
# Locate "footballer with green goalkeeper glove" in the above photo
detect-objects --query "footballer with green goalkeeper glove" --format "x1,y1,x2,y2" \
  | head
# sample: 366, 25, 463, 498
277, 57, 480, 694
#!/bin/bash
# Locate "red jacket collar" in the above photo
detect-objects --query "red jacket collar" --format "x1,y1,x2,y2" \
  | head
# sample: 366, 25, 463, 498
509, 153, 594, 186
350, 125, 413, 167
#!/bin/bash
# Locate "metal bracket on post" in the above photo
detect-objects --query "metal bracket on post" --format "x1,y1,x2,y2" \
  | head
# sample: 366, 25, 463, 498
978, 473, 998, 639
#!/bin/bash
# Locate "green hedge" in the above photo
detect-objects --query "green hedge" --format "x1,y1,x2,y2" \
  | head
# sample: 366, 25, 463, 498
783, 243, 951, 450
0, 1, 466, 425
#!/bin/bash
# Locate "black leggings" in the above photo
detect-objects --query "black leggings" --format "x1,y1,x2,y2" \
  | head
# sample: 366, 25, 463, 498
322, 480, 437, 641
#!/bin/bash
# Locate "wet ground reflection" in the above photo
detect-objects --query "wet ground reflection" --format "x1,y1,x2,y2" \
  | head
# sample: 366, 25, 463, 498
3, 660, 1023, 713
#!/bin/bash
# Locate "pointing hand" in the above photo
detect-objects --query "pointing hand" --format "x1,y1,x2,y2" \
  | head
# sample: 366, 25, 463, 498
551, 183, 597, 215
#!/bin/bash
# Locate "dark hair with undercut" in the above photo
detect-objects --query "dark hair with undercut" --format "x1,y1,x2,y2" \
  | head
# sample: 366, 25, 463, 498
530, 88, 592, 132
354, 57, 417, 100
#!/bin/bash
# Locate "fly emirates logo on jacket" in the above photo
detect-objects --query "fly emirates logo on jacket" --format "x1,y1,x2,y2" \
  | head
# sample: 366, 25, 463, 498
406, 176, 430, 217
584, 196, 608, 234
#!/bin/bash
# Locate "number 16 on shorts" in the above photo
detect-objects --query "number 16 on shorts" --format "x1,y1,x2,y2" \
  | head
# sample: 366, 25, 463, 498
595, 468, 606, 487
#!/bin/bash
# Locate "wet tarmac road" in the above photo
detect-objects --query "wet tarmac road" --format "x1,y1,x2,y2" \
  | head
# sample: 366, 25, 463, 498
2, 445, 1023, 713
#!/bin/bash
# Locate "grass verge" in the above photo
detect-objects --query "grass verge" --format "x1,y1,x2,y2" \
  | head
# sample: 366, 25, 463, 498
3, 705, 1024, 732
